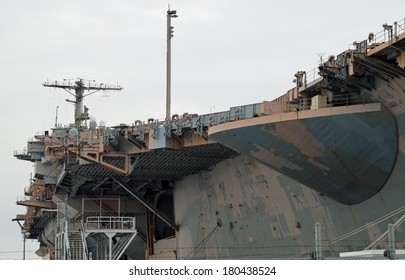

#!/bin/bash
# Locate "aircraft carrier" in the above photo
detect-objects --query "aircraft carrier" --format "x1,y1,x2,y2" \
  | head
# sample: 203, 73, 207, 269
13, 13, 405, 260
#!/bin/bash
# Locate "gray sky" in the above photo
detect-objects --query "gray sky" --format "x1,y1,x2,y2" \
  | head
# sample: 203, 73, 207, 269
1, 0, 404, 260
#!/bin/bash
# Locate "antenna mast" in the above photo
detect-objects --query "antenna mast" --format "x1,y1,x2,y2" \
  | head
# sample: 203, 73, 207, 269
55, 105, 59, 128
166, 7, 178, 121
43, 78, 123, 128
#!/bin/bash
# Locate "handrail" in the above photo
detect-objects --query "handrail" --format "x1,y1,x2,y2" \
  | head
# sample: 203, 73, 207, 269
367, 18, 405, 49
305, 18, 405, 84
292, 93, 369, 112
85, 216, 136, 230
304, 68, 322, 86
208, 93, 374, 126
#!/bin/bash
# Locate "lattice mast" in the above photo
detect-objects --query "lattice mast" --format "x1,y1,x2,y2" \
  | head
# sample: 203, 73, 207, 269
43, 78, 123, 127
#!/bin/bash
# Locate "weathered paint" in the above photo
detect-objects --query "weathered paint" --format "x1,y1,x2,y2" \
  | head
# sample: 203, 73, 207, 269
209, 104, 397, 204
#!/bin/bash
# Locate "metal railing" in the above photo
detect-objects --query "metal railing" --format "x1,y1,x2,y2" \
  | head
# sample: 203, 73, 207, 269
367, 18, 405, 49
85, 216, 136, 230
303, 18, 405, 84
17, 195, 35, 202
208, 93, 374, 125
303, 67, 322, 86
289, 93, 371, 112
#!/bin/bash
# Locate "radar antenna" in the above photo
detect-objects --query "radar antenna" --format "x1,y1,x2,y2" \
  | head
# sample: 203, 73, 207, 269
43, 78, 123, 128
316, 52, 326, 65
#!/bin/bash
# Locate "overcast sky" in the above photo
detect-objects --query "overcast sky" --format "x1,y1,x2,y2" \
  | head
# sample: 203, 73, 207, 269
1, 0, 404, 260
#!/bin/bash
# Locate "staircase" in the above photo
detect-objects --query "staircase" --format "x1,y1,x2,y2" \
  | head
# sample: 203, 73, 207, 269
112, 233, 136, 260
83, 216, 138, 259
68, 231, 86, 260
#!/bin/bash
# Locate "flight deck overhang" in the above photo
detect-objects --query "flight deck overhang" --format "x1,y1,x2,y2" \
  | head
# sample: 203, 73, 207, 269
209, 103, 398, 205
70, 142, 239, 182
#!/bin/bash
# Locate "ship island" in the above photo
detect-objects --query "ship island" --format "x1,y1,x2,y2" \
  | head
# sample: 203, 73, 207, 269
13, 11, 405, 260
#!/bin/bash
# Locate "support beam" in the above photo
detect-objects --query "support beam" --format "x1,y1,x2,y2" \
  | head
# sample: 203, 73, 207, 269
13, 215, 26, 221
16, 200, 55, 209
79, 151, 134, 176
315, 222, 322, 260
355, 55, 404, 78
388, 223, 396, 260
70, 175, 88, 198
112, 177, 179, 231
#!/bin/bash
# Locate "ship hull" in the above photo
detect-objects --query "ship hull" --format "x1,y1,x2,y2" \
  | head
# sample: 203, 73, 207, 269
165, 78, 405, 259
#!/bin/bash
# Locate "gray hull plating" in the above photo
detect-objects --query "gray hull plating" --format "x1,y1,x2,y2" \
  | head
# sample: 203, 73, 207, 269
209, 103, 398, 205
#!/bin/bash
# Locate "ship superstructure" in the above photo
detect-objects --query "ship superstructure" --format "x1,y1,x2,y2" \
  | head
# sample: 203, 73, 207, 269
13, 16, 405, 260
